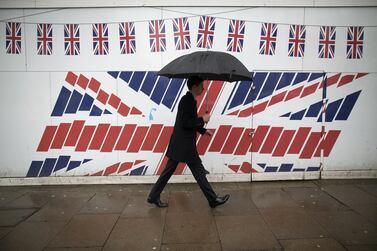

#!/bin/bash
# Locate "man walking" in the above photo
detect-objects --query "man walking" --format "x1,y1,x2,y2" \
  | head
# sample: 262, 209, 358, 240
147, 77, 230, 208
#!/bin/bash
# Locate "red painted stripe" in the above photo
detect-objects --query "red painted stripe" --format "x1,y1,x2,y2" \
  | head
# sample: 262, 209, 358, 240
250, 126, 270, 152
101, 126, 122, 152
118, 103, 130, 116
314, 130, 341, 157
253, 101, 268, 115
319, 73, 341, 88
268, 91, 286, 106
141, 124, 163, 151
300, 82, 319, 98
240, 162, 252, 173
91, 170, 103, 176
118, 162, 133, 173
89, 124, 110, 150
356, 73, 368, 79
221, 127, 244, 154
285, 86, 303, 101
64, 120, 85, 147
114, 124, 137, 151
228, 164, 240, 173
260, 127, 283, 154
134, 160, 145, 165
104, 162, 120, 176
75, 125, 96, 152
174, 162, 186, 175
156, 156, 169, 175
76, 74, 89, 89
197, 130, 214, 155
65, 71, 78, 86
228, 110, 240, 116
234, 128, 253, 155
208, 125, 232, 152
130, 107, 142, 115
127, 126, 149, 152
287, 127, 311, 154
198, 80, 223, 115
153, 126, 173, 153
299, 132, 322, 159
337, 74, 355, 87
51, 123, 71, 149
37, 126, 58, 152
272, 130, 295, 156
238, 106, 253, 117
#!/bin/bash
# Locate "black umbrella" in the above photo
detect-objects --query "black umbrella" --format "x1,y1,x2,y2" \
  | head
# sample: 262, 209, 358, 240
158, 51, 252, 112
158, 50, 252, 82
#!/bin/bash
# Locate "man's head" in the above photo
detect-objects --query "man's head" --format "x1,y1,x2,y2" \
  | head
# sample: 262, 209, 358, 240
187, 76, 204, 97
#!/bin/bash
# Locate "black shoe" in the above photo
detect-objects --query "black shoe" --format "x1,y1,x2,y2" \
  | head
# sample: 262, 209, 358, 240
147, 197, 168, 208
209, 194, 230, 208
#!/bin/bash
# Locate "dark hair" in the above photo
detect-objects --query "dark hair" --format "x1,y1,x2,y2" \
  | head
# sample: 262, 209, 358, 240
187, 76, 204, 90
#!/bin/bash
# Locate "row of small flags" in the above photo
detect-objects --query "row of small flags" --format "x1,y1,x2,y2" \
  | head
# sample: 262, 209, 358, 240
5, 16, 364, 58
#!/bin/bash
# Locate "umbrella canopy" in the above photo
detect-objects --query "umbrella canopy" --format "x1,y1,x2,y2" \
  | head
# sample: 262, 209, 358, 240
157, 51, 252, 82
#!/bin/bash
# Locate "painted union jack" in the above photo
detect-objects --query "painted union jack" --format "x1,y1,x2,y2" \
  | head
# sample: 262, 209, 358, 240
346, 26, 364, 59
197, 16, 216, 49
149, 20, 166, 52
318, 26, 336, 58
226, 19, 245, 52
288, 25, 306, 57
93, 23, 109, 55
173, 17, 191, 50
37, 23, 53, 55
64, 24, 80, 55
259, 23, 277, 55
6, 22, 21, 54
119, 22, 136, 54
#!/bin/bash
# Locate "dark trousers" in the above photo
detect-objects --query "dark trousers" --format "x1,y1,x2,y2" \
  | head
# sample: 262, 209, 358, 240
148, 158, 217, 204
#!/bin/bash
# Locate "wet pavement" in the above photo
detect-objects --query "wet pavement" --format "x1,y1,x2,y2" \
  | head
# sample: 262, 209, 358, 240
0, 179, 376, 251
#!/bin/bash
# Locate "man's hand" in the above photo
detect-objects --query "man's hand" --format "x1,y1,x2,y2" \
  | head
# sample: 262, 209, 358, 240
205, 130, 213, 136
203, 113, 210, 123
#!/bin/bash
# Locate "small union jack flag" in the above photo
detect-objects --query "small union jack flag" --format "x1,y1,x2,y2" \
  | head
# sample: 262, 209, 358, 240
37, 23, 53, 55
64, 24, 80, 55
173, 17, 191, 50
346, 26, 364, 59
259, 23, 277, 55
93, 23, 109, 55
6, 22, 21, 54
288, 25, 306, 57
149, 20, 166, 52
318, 26, 336, 58
197, 16, 216, 49
226, 19, 245, 52
119, 22, 136, 54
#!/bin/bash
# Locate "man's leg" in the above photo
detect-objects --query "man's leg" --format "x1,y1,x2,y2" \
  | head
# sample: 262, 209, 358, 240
187, 162, 217, 204
148, 158, 179, 200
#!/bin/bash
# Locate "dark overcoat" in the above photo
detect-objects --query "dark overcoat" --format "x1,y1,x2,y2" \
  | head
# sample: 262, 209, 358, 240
166, 91, 206, 164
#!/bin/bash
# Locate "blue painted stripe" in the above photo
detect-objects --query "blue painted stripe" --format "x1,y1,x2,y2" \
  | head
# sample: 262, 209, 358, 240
79, 94, 94, 111
142, 166, 148, 175
308, 72, 324, 82
108, 71, 120, 79
244, 72, 267, 105
257, 72, 281, 100
39, 158, 57, 177
290, 109, 306, 120
335, 91, 361, 120
83, 159, 92, 163
257, 163, 266, 169
150, 77, 170, 104
281, 112, 291, 117
293, 168, 306, 172
129, 71, 146, 91
54, 155, 70, 172
279, 164, 293, 172
104, 109, 112, 114
27, 161, 43, 177
276, 72, 295, 90
51, 86, 71, 116
67, 161, 81, 171
140, 71, 158, 96
292, 72, 309, 85
324, 99, 343, 122
130, 165, 145, 175
162, 78, 184, 109
307, 166, 320, 171
90, 105, 102, 116
305, 101, 322, 117
65, 90, 83, 114
119, 71, 132, 83
265, 166, 278, 172
228, 81, 251, 109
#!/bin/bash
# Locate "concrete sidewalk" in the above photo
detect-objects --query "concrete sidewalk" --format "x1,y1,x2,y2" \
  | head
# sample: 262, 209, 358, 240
0, 179, 376, 251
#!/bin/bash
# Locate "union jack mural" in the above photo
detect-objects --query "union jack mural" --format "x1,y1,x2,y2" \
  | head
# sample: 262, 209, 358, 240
259, 23, 277, 55
173, 17, 191, 50
197, 16, 216, 49
37, 23, 53, 55
64, 24, 80, 55
93, 23, 109, 55
318, 26, 336, 58
149, 20, 166, 52
6, 22, 21, 54
226, 19, 245, 52
119, 22, 136, 54
346, 26, 364, 59
288, 25, 305, 57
